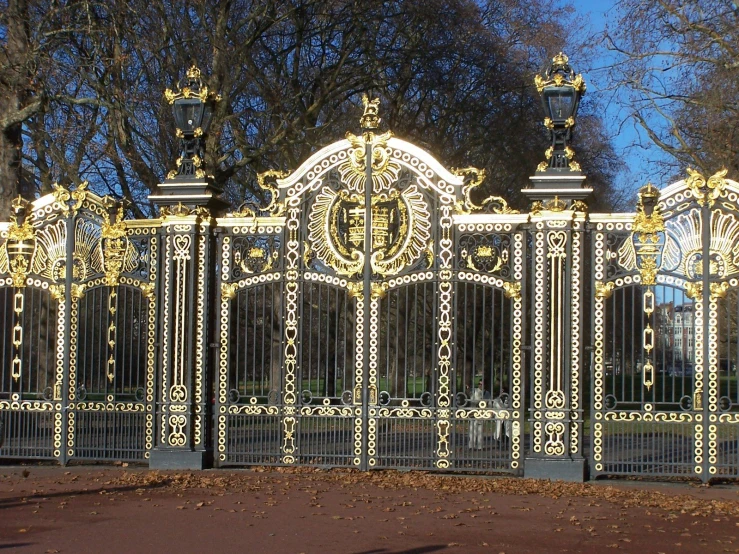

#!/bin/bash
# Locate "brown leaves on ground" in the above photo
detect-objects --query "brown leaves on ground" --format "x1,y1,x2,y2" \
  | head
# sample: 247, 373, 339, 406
106, 468, 739, 519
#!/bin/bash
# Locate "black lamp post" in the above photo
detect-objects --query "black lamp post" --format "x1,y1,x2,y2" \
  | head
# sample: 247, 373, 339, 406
164, 65, 220, 180
535, 53, 586, 172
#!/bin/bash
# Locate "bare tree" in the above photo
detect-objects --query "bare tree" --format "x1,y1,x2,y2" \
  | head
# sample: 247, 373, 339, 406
1, 0, 624, 219
602, 0, 739, 179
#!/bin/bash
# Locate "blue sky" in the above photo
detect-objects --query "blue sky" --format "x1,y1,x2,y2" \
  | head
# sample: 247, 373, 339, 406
567, 0, 673, 204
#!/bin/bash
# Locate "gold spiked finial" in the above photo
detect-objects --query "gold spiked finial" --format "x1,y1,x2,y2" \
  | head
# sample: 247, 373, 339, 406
360, 94, 381, 130
10, 195, 29, 220
639, 182, 659, 203
637, 182, 660, 217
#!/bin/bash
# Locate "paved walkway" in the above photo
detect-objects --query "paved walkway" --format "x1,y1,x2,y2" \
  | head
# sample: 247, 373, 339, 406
0, 466, 737, 553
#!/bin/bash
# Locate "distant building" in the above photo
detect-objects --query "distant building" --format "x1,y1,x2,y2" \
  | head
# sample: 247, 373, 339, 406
657, 302, 694, 363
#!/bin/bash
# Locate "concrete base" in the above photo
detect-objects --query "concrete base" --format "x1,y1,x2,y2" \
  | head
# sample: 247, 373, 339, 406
149, 448, 208, 470
524, 456, 588, 482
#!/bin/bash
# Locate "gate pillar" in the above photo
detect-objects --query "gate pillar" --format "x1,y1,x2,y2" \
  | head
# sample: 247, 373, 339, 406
148, 178, 227, 469
522, 173, 591, 481
147, 65, 228, 469
522, 53, 591, 481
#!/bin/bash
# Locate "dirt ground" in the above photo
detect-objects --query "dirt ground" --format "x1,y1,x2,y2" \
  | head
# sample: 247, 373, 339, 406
0, 465, 738, 554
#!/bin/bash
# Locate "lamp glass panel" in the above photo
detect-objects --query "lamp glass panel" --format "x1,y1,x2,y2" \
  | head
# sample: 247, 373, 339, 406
547, 93, 573, 121
201, 104, 213, 134
173, 98, 204, 133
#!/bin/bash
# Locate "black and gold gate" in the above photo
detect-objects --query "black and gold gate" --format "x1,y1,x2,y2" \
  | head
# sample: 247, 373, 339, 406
0, 187, 158, 463
214, 103, 525, 472
590, 170, 739, 481
2, 63, 739, 481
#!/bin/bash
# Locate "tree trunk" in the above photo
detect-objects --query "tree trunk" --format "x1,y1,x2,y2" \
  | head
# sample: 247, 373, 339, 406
0, 0, 33, 220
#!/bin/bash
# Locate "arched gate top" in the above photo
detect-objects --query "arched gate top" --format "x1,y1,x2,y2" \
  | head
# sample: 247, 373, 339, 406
275, 135, 466, 206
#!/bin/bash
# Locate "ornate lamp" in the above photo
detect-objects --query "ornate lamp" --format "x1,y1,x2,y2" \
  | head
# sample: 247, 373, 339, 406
5, 196, 36, 289
535, 53, 586, 172
164, 64, 220, 180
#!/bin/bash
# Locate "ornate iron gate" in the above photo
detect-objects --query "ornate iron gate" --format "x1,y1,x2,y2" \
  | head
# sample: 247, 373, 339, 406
590, 170, 739, 480
0, 188, 158, 463
1, 91, 738, 482
214, 110, 525, 472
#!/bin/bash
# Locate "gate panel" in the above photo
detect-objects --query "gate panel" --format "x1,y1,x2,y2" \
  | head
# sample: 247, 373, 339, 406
72, 283, 152, 461
0, 196, 74, 462
591, 173, 739, 481
296, 277, 356, 466
451, 223, 526, 474
715, 289, 739, 477
0, 191, 158, 464
66, 199, 157, 463
216, 226, 286, 465
0, 286, 59, 459
373, 278, 438, 469
593, 281, 698, 476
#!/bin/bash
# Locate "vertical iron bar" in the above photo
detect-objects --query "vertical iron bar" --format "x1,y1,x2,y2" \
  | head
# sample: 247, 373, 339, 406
336, 286, 343, 399
253, 284, 258, 395
701, 201, 711, 481
60, 211, 75, 465
360, 139, 373, 470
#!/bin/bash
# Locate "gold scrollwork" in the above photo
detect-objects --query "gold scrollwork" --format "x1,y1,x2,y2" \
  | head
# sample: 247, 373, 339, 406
686, 167, 727, 207
594, 281, 614, 300
227, 405, 279, 416
424, 240, 434, 269
378, 407, 433, 418
167, 414, 187, 446
603, 411, 693, 423
685, 281, 703, 300
282, 416, 297, 462
453, 167, 520, 214
502, 281, 521, 300
710, 281, 729, 299
52, 181, 88, 215
140, 282, 155, 300
340, 128, 399, 195
164, 64, 221, 105
300, 405, 354, 417
544, 421, 566, 456
221, 282, 239, 300
73, 402, 146, 412
257, 169, 290, 216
